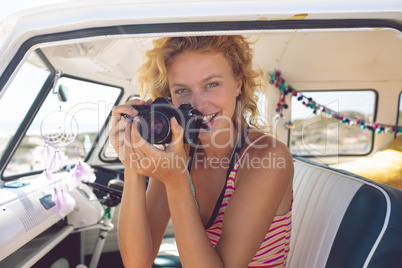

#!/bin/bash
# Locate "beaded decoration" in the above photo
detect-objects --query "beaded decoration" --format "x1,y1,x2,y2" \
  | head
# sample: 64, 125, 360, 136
270, 71, 402, 135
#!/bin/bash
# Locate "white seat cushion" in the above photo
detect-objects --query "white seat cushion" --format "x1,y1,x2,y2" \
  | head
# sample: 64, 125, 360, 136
287, 159, 363, 267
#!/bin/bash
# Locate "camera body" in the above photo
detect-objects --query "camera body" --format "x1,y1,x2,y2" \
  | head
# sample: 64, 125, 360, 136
132, 97, 205, 145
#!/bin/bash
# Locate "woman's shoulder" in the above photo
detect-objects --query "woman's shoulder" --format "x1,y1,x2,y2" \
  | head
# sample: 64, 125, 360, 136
236, 129, 294, 180
234, 129, 294, 195
241, 130, 292, 162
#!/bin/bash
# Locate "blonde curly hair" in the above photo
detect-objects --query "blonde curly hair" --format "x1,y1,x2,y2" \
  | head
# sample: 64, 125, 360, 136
137, 35, 267, 132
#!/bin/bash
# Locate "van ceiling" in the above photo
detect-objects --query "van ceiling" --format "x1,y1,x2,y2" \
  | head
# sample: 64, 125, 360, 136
40, 28, 402, 91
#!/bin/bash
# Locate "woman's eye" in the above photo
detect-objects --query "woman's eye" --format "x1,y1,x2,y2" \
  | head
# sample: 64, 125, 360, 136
176, 88, 188, 94
206, 82, 218, 88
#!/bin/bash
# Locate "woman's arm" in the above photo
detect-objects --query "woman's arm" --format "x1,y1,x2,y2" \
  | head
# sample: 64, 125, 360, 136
215, 138, 294, 267
118, 172, 170, 268
109, 99, 170, 267
164, 177, 225, 267
126, 117, 225, 267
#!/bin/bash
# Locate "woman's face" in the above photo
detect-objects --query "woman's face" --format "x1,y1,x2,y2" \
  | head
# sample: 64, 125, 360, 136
167, 51, 242, 142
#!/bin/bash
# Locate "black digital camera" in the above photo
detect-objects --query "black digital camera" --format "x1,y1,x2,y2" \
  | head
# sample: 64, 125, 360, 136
128, 97, 207, 145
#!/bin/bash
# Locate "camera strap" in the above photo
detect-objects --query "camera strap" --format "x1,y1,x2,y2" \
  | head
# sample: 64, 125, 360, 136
187, 125, 249, 211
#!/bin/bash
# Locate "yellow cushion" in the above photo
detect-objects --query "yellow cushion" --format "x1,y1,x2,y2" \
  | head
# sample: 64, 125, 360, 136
334, 135, 402, 189
385, 134, 402, 151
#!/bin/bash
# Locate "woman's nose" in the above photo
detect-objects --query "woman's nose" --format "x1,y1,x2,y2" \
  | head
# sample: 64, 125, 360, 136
191, 91, 208, 111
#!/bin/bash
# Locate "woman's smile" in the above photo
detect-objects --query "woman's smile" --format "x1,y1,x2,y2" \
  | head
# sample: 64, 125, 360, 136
202, 112, 219, 125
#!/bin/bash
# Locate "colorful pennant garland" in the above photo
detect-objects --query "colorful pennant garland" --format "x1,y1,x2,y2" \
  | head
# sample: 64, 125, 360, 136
269, 71, 402, 135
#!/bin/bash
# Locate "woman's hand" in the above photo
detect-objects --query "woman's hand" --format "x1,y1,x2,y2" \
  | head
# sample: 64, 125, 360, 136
109, 98, 152, 168
110, 97, 189, 183
125, 114, 189, 185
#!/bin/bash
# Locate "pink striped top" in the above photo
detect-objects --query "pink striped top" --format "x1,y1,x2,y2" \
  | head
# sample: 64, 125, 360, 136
205, 135, 292, 268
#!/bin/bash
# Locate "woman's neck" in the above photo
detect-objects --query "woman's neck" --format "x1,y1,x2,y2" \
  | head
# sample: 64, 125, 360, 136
198, 126, 239, 160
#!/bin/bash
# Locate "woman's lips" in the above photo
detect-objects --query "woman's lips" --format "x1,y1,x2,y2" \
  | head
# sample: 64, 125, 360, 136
202, 112, 219, 124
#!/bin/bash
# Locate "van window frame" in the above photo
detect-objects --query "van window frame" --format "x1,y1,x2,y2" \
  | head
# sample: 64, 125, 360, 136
287, 89, 378, 158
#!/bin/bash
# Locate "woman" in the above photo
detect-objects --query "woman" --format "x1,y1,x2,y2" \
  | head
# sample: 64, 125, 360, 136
109, 36, 294, 268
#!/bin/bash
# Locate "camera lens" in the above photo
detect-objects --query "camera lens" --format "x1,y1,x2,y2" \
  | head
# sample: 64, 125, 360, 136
149, 119, 163, 137
139, 111, 171, 144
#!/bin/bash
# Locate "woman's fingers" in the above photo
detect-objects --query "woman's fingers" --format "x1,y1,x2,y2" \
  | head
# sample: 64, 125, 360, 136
111, 98, 146, 125
169, 117, 184, 154
110, 117, 131, 148
125, 117, 160, 174
111, 105, 137, 125
110, 99, 148, 149
109, 96, 190, 178
129, 117, 155, 154
145, 98, 153, 105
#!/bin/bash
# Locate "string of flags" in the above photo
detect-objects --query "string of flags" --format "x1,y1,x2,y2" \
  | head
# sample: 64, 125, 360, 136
269, 71, 402, 135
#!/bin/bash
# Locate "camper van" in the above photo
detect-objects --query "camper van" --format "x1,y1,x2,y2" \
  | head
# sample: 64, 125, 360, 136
0, 1, 401, 267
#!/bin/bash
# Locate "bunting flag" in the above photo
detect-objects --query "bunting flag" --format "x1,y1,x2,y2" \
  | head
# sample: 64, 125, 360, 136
270, 71, 402, 135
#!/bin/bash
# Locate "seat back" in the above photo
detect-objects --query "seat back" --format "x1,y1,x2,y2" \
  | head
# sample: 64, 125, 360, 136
287, 157, 402, 268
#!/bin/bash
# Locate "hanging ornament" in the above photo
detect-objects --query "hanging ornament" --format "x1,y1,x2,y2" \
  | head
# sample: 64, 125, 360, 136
40, 109, 79, 179
269, 70, 402, 135
37, 107, 80, 217
69, 161, 96, 191
32, 144, 54, 164
40, 110, 78, 148
48, 150, 65, 173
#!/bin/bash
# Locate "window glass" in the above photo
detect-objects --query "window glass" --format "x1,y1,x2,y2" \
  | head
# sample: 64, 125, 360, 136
289, 90, 376, 156
3, 76, 121, 177
101, 95, 137, 160
102, 138, 119, 159
0, 52, 50, 158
